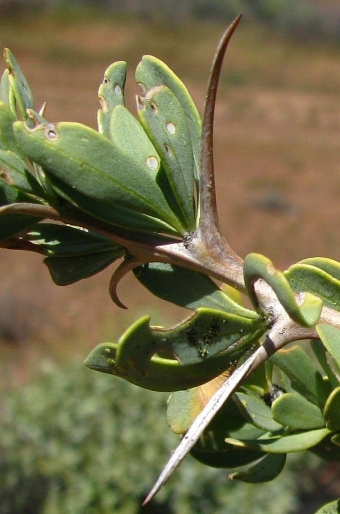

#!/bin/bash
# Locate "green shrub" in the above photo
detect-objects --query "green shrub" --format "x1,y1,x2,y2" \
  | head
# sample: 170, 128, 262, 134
0, 364, 314, 514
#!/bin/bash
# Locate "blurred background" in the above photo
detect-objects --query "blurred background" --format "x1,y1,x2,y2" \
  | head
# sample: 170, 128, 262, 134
0, 1, 340, 512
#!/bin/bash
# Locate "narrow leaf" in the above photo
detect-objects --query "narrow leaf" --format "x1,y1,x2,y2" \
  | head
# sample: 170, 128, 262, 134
137, 84, 196, 230
0, 101, 21, 153
98, 61, 127, 138
4, 48, 34, 120
226, 428, 330, 453
135, 55, 201, 186
0, 69, 11, 106
0, 148, 43, 196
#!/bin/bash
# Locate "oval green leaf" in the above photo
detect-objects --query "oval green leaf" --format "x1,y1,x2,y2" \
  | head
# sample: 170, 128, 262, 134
234, 392, 283, 432
272, 392, 325, 430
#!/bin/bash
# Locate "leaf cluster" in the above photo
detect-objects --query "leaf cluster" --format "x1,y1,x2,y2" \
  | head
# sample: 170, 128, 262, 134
1, 16, 340, 513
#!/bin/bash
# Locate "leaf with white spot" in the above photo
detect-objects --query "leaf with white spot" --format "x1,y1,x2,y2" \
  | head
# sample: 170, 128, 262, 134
4, 48, 34, 121
137, 85, 196, 231
135, 55, 201, 187
13, 120, 186, 235
98, 61, 127, 138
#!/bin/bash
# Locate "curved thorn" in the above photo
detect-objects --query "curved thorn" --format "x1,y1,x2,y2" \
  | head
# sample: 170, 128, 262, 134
109, 257, 146, 309
199, 14, 242, 237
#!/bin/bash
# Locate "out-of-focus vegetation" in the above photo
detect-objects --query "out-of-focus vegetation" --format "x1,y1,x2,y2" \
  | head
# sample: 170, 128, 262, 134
0, 0, 340, 43
0, 363, 328, 514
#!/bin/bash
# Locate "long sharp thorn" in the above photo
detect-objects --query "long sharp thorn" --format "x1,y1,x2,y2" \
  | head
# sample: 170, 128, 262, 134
199, 14, 242, 237
143, 16, 244, 505
143, 353, 254, 505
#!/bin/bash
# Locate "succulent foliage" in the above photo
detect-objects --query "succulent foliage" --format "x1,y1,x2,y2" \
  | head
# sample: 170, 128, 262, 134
1, 16, 340, 512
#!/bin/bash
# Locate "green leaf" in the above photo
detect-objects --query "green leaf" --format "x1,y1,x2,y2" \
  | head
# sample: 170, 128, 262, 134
137, 84, 196, 230
270, 346, 331, 408
109, 104, 163, 183
298, 257, 340, 281
317, 324, 340, 372
13, 120, 185, 235
0, 177, 43, 242
242, 361, 270, 394
226, 428, 330, 453
286, 261, 340, 312
324, 387, 340, 432
4, 48, 34, 120
0, 101, 20, 152
313, 499, 340, 514
244, 253, 323, 327
190, 446, 264, 469
134, 262, 259, 317
0, 69, 11, 107
98, 61, 127, 138
311, 339, 339, 390
230, 453, 287, 483
44, 250, 120, 286
272, 392, 325, 430
85, 313, 264, 392
25, 223, 124, 257
135, 55, 201, 186
127, 308, 264, 365
0, 149, 44, 196
234, 392, 282, 432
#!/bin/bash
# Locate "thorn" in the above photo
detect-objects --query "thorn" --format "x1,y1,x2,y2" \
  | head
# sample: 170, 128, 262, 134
39, 102, 47, 116
143, 352, 255, 504
109, 257, 147, 309
199, 14, 242, 237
